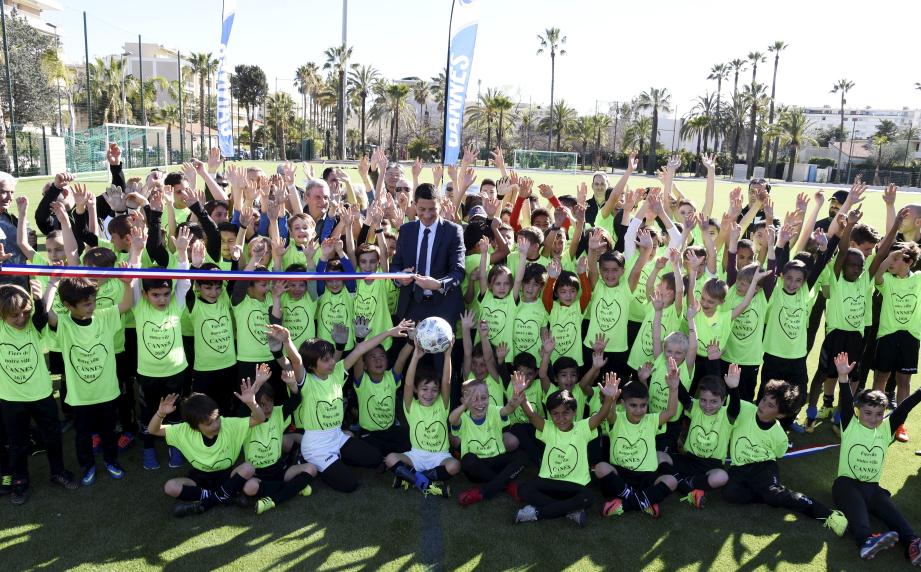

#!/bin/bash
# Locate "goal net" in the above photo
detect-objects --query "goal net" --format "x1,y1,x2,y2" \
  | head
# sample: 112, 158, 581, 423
65, 123, 169, 174
512, 149, 579, 172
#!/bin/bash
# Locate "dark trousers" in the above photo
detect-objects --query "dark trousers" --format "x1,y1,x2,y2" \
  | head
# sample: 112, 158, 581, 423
721, 361, 760, 402
723, 461, 831, 520
0, 396, 65, 482
461, 451, 526, 498
320, 437, 382, 493
137, 371, 187, 449
519, 478, 593, 519
833, 476, 916, 546
48, 351, 72, 419
115, 350, 138, 434
359, 424, 410, 457
193, 366, 238, 417
508, 423, 544, 467
73, 399, 118, 468
761, 354, 808, 429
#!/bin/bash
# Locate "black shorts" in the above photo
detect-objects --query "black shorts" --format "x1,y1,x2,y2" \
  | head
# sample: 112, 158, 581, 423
821, 330, 864, 378
874, 331, 920, 374
254, 460, 287, 482
187, 467, 232, 490
615, 466, 659, 489
672, 453, 723, 477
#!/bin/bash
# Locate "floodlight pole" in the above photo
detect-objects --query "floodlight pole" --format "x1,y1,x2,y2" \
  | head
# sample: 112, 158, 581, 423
83, 12, 91, 129
178, 50, 185, 161
337, 0, 348, 161
139, 35, 147, 167
1, 2, 18, 175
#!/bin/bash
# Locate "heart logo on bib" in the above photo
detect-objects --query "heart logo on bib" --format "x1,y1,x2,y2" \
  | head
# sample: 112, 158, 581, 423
480, 306, 507, 338
191, 457, 233, 472
246, 310, 269, 345
846, 443, 884, 481
513, 318, 540, 354
547, 444, 578, 479
247, 435, 280, 466
892, 293, 918, 325
414, 420, 447, 451
366, 394, 394, 429
778, 307, 803, 340
142, 320, 175, 360
732, 307, 759, 340
551, 322, 577, 355
69, 343, 108, 383
688, 425, 719, 458
595, 298, 622, 332
734, 436, 770, 464
353, 293, 376, 320
613, 436, 648, 470
321, 301, 347, 333
283, 305, 310, 341
0, 342, 39, 384
468, 438, 500, 457
200, 316, 232, 354
316, 398, 343, 430
842, 295, 866, 330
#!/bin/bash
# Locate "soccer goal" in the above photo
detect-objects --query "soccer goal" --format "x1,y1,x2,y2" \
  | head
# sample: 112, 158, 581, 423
512, 149, 579, 173
65, 123, 168, 174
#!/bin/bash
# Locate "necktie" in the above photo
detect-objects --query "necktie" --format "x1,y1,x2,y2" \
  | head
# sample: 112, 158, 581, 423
415, 227, 430, 301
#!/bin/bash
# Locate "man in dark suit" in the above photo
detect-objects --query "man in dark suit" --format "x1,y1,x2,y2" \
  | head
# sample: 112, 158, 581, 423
391, 183, 466, 325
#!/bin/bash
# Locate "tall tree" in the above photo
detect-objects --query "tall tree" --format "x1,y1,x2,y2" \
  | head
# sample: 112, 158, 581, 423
466, 88, 499, 161
266, 92, 295, 160
743, 82, 768, 177
384, 83, 410, 156
573, 115, 596, 169
746, 52, 767, 175
89, 57, 135, 125
323, 45, 353, 159
158, 103, 180, 164
347, 64, 380, 155
765, 41, 788, 178
294, 64, 314, 131
412, 80, 430, 127
187, 52, 212, 157
680, 114, 709, 173
728, 59, 747, 99
777, 107, 815, 182
707, 63, 729, 151
230, 64, 268, 157
492, 92, 515, 151
690, 92, 717, 153
429, 69, 447, 113
537, 100, 577, 152
591, 113, 612, 168
637, 88, 671, 174
536, 27, 566, 150
831, 78, 855, 182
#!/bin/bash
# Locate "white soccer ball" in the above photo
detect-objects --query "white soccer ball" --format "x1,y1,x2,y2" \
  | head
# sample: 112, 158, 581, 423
415, 317, 454, 354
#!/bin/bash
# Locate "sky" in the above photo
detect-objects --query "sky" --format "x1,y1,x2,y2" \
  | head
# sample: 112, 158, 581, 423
44, 0, 921, 118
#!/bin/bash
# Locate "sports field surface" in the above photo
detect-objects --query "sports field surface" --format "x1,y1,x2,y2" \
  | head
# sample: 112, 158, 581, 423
2, 162, 919, 571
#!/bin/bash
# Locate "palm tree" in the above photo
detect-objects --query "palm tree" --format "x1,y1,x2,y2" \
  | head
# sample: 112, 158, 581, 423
765, 41, 789, 178
429, 69, 447, 113
680, 115, 710, 174
131, 76, 168, 125
323, 45, 353, 159
536, 27, 567, 150
728, 59, 747, 99
591, 113, 612, 169
538, 100, 577, 152
294, 63, 318, 132
831, 79, 855, 182
492, 92, 515, 151
347, 64, 380, 155
187, 52, 212, 157
871, 134, 890, 185
777, 108, 815, 182
708, 63, 729, 151
384, 83, 410, 156
412, 80, 430, 127
743, 82, 768, 177
728, 93, 747, 165
518, 108, 537, 150
266, 92, 296, 160
573, 116, 596, 169
159, 104, 180, 164
89, 57, 136, 125
466, 89, 499, 160
690, 93, 717, 153
624, 116, 653, 164
637, 88, 672, 174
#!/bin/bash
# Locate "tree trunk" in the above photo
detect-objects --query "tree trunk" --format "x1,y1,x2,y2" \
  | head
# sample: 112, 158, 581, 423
695, 133, 702, 176
199, 76, 206, 159
166, 124, 173, 165
714, 77, 722, 151
0, 103, 12, 172
646, 110, 659, 175
360, 96, 367, 155
247, 116, 255, 157
786, 146, 795, 182
746, 105, 757, 178
548, 54, 555, 151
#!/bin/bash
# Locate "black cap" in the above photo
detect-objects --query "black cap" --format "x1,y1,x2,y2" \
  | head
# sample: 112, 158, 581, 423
831, 190, 849, 204
164, 172, 183, 186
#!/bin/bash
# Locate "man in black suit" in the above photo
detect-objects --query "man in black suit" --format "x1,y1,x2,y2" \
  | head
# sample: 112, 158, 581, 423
390, 183, 466, 325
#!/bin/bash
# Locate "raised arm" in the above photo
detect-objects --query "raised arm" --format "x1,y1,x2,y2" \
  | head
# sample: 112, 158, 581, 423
14, 197, 35, 261
600, 151, 636, 219
658, 357, 680, 426
700, 154, 716, 218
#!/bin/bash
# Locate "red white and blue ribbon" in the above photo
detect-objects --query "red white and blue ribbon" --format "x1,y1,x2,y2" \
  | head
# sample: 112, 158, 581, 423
782, 442, 839, 459
0, 264, 411, 282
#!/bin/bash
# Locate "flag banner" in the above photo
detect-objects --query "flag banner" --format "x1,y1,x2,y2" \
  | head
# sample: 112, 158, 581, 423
0, 264, 411, 282
216, 0, 237, 157
443, 0, 481, 166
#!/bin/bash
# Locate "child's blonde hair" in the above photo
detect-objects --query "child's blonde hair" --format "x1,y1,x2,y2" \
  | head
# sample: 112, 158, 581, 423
0, 284, 32, 319
664, 331, 689, 354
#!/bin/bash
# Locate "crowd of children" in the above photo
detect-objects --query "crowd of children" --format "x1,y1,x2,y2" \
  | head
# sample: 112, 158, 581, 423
0, 144, 920, 564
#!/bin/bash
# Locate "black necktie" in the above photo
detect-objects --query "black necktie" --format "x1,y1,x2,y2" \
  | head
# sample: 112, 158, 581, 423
415, 227, 430, 301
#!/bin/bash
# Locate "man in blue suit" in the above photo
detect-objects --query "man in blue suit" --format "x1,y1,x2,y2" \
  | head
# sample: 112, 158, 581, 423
390, 183, 466, 325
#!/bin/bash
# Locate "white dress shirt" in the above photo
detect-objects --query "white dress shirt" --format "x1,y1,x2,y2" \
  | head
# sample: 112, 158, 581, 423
415, 218, 439, 294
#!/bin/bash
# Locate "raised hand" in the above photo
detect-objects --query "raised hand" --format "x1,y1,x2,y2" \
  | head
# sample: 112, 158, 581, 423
637, 362, 653, 382
701, 153, 716, 172
190, 240, 206, 268
411, 157, 423, 179
207, 147, 222, 173
106, 143, 122, 166
724, 364, 741, 389
665, 357, 680, 389
547, 258, 562, 279
265, 324, 292, 344
460, 309, 476, 331
706, 340, 722, 361
882, 183, 897, 205
254, 363, 272, 386
171, 225, 192, 255
235, 377, 259, 407
599, 371, 621, 400
353, 316, 371, 339
15, 195, 27, 216
157, 393, 180, 417
331, 323, 349, 345
540, 330, 556, 356
834, 352, 856, 377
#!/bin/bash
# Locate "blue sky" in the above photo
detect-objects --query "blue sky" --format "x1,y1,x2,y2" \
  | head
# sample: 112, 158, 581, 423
46, 0, 921, 116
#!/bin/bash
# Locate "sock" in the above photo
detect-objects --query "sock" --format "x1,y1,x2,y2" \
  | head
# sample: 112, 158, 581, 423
656, 461, 673, 475
676, 476, 694, 495
600, 472, 631, 499
689, 473, 714, 491
643, 481, 673, 506
822, 394, 834, 408
178, 485, 204, 502
270, 473, 313, 504
215, 474, 246, 503
391, 461, 416, 483
421, 466, 453, 482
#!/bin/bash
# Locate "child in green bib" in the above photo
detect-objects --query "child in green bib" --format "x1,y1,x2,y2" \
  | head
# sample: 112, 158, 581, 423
539, 335, 605, 424
512, 259, 549, 364
231, 240, 278, 393
384, 338, 459, 498
276, 263, 317, 352
830, 352, 921, 563
451, 378, 527, 507
542, 261, 591, 367
0, 283, 80, 504
502, 352, 544, 467
722, 377, 848, 537
316, 257, 356, 352
149, 378, 265, 517
628, 249, 684, 373
596, 360, 680, 519
460, 310, 508, 409
352, 243, 395, 350
476, 237, 517, 358
513, 371, 618, 526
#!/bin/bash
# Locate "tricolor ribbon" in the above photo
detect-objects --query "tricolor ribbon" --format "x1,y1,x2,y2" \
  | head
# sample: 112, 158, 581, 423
0, 264, 411, 282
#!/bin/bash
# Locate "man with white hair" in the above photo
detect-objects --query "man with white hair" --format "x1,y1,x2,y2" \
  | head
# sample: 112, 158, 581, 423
303, 179, 340, 244
0, 171, 25, 271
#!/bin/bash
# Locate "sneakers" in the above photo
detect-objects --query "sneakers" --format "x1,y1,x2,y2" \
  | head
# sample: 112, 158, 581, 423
515, 504, 539, 524
566, 509, 587, 527
391, 476, 410, 491
504, 482, 521, 502
105, 462, 126, 480
789, 421, 806, 434
458, 487, 484, 507
424, 481, 451, 498
412, 472, 430, 492
681, 489, 706, 509
10, 480, 28, 505
49, 471, 79, 491
299, 484, 313, 497
173, 501, 207, 518
0, 474, 11, 495
602, 498, 624, 517
117, 432, 135, 451
824, 510, 849, 537
91, 433, 101, 454
643, 504, 661, 519
896, 425, 910, 443
909, 537, 921, 566
256, 497, 276, 515
817, 405, 834, 420
80, 465, 96, 487
143, 448, 160, 470
168, 446, 186, 468
860, 531, 899, 560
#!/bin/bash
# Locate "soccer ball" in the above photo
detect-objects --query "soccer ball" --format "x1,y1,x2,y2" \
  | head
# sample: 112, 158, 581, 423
415, 317, 454, 354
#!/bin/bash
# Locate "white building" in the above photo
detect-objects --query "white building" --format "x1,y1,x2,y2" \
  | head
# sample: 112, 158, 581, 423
802, 106, 921, 140
3, 0, 60, 36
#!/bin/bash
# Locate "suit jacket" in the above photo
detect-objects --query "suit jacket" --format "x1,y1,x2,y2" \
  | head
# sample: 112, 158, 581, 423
391, 218, 466, 323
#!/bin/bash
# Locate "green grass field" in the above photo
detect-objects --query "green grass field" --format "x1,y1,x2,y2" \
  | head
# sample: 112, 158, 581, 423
2, 162, 920, 571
